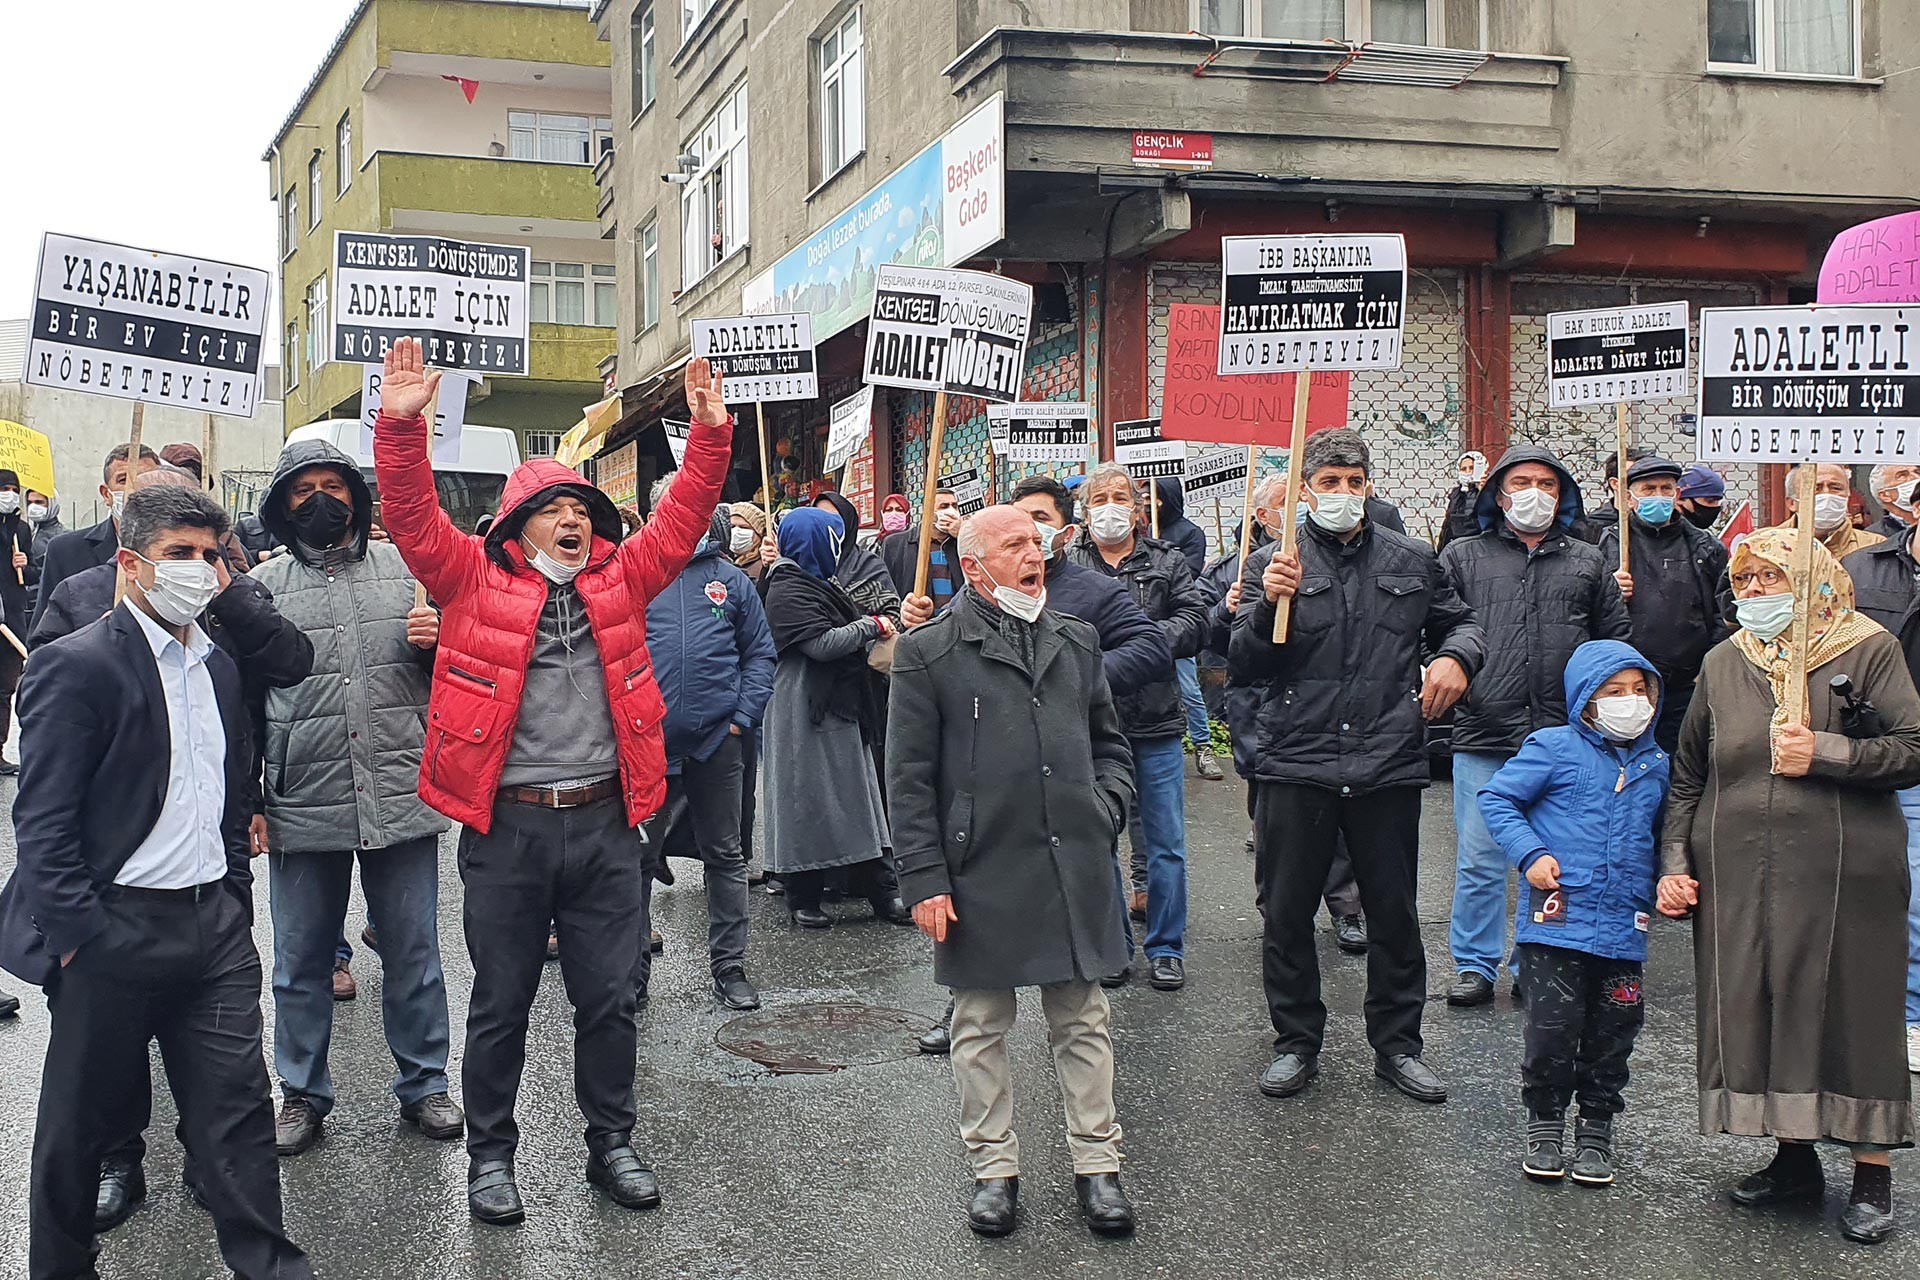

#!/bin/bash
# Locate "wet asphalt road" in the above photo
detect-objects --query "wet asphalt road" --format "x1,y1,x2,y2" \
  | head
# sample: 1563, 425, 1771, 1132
0, 762, 1913, 1280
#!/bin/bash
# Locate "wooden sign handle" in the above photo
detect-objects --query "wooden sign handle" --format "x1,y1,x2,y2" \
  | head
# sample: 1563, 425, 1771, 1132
1235, 444, 1257, 568
912, 393, 951, 599
1616, 401, 1631, 576
1150, 476, 1161, 538
1270, 372, 1312, 644
755, 401, 775, 527
1783, 460, 1818, 734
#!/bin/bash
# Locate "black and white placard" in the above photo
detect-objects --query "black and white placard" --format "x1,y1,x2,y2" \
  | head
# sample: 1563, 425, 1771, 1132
1182, 447, 1248, 505
986, 402, 1091, 462
1696, 304, 1920, 464
937, 466, 988, 516
824, 386, 876, 474
1547, 302, 1689, 408
662, 419, 690, 467
690, 313, 817, 402
361, 364, 469, 464
333, 231, 529, 376
24, 232, 272, 418
863, 265, 1033, 403
1218, 234, 1406, 375
1113, 417, 1187, 478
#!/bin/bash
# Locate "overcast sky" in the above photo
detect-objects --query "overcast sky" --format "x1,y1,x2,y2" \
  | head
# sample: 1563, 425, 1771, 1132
0, 1, 365, 334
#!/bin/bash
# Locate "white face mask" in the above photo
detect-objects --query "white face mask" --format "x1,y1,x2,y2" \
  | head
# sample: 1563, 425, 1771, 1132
728, 526, 755, 555
933, 507, 963, 536
111, 491, 127, 522
1087, 503, 1134, 546
0, 492, 20, 516
25, 502, 47, 523
1307, 492, 1366, 534
975, 563, 1046, 623
1503, 486, 1558, 534
527, 542, 586, 585
1591, 693, 1655, 743
135, 553, 220, 626
1811, 492, 1849, 532
1734, 591, 1795, 641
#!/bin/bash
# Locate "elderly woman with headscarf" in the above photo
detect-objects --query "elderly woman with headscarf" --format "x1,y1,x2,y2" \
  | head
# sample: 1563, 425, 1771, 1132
814, 491, 902, 625
729, 501, 769, 586
1659, 527, 1920, 1245
760, 506, 912, 929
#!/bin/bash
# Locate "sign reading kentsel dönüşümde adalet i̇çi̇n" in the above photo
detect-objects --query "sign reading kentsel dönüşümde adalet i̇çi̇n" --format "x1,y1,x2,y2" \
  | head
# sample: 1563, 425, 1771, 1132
333, 231, 530, 376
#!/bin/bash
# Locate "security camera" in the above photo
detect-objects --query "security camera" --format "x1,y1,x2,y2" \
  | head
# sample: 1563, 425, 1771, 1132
662, 172, 691, 185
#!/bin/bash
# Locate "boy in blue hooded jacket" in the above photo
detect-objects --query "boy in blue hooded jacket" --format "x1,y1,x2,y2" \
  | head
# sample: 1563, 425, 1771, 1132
1478, 639, 1669, 1188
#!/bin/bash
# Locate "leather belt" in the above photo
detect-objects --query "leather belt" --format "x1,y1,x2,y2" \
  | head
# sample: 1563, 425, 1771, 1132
500, 778, 621, 809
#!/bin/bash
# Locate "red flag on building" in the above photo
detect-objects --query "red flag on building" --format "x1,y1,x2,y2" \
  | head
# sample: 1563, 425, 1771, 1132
442, 75, 480, 104
1718, 500, 1755, 552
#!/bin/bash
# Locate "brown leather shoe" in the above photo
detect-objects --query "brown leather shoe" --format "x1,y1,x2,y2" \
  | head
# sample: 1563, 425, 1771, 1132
332, 960, 357, 1002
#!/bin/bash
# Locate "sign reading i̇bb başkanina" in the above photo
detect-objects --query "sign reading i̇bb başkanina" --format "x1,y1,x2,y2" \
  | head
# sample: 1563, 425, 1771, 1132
24, 232, 272, 418
333, 231, 530, 377
862, 265, 1033, 403
1218, 234, 1407, 375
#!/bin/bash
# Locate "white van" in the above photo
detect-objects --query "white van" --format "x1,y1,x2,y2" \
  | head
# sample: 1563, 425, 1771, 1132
285, 418, 521, 534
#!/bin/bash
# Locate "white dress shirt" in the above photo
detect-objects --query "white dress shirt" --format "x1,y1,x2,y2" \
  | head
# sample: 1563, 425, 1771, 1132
115, 602, 230, 889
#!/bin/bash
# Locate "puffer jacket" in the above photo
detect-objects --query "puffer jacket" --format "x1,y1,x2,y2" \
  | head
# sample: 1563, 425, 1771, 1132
644, 509, 777, 771
1228, 519, 1485, 792
1438, 446, 1632, 756
1842, 526, 1920, 690
1596, 511, 1733, 682
251, 439, 446, 853
1477, 639, 1668, 963
1068, 531, 1205, 739
374, 408, 732, 833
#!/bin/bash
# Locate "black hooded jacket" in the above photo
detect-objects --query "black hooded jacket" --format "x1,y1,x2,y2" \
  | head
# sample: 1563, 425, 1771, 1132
1595, 510, 1732, 685
0, 470, 33, 635
260, 439, 375, 566
1436, 446, 1632, 756
1150, 477, 1208, 575
1843, 526, 1920, 691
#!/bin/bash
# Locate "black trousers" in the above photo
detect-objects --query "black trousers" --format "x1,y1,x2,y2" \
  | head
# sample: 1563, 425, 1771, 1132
782, 858, 898, 913
1245, 783, 1360, 917
460, 795, 643, 1166
640, 735, 750, 988
30, 885, 310, 1280
1516, 943, 1646, 1120
1252, 783, 1426, 1057
739, 729, 760, 869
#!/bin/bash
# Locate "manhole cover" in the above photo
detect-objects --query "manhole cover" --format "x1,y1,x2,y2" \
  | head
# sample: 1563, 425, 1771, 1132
716, 1002, 936, 1074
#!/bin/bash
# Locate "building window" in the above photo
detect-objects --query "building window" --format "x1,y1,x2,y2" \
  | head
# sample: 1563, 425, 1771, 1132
529, 261, 617, 327
337, 113, 353, 194
1708, 0, 1857, 76
819, 6, 864, 178
638, 218, 660, 330
286, 321, 300, 389
305, 274, 329, 370
682, 0, 717, 41
509, 112, 616, 164
308, 155, 323, 229
632, 4, 656, 114
524, 430, 563, 458
593, 264, 618, 325
1194, 0, 1441, 43
283, 186, 298, 257
681, 82, 749, 288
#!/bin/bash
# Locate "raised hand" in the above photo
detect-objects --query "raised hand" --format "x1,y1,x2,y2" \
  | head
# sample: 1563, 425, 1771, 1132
378, 337, 442, 424
686, 356, 729, 427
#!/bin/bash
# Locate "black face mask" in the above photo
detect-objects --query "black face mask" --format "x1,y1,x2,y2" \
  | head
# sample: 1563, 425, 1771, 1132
1682, 505, 1720, 530
288, 491, 353, 548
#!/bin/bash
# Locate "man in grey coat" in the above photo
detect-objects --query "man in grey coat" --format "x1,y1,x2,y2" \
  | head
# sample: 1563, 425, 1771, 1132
250, 438, 462, 1156
887, 506, 1138, 1241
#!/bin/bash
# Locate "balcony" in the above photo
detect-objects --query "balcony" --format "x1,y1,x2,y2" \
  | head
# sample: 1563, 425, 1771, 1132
370, 152, 601, 235
528, 321, 615, 388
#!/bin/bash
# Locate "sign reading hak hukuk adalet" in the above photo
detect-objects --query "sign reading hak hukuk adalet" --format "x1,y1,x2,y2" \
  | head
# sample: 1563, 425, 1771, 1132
690, 313, 817, 403
1113, 418, 1187, 478
863, 265, 1033, 402
823, 386, 876, 475
1696, 304, 1920, 464
1547, 302, 1690, 408
986, 402, 1092, 462
333, 231, 530, 377
1218, 234, 1406, 375
25, 232, 271, 418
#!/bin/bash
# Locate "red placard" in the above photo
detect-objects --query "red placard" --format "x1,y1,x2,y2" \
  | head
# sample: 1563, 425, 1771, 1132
1160, 303, 1350, 444
1131, 131, 1213, 170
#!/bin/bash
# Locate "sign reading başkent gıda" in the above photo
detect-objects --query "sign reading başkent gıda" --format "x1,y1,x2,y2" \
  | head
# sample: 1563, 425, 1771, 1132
862, 265, 1033, 403
690, 313, 818, 403
334, 231, 530, 376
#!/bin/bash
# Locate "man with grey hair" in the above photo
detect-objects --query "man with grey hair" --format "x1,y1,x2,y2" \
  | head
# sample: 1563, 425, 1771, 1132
1231, 428, 1484, 1105
1768, 461, 1881, 559
637, 471, 776, 1010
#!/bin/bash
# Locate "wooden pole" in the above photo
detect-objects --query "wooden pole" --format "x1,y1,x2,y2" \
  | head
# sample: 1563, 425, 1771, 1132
1150, 476, 1161, 538
1211, 499, 1225, 553
1270, 372, 1313, 643
1783, 460, 1819, 732
113, 402, 145, 606
912, 392, 951, 599
201, 412, 216, 491
414, 581, 428, 611
755, 401, 775, 526
0, 625, 25, 660
1236, 445, 1257, 568
1615, 401, 1631, 577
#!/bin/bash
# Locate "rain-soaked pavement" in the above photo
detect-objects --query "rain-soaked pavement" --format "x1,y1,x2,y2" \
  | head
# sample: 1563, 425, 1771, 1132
0, 762, 1913, 1279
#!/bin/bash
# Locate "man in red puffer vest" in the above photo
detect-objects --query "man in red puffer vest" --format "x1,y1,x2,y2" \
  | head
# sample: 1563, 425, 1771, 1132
372, 338, 733, 1227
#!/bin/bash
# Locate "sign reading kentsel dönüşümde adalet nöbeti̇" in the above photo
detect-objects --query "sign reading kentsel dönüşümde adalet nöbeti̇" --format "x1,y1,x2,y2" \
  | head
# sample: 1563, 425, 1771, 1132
333, 231, 530, 377
863, 265, 1032, 402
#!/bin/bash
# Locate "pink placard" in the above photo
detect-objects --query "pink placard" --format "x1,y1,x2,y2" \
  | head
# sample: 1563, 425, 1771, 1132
1818, 211, 1920, 304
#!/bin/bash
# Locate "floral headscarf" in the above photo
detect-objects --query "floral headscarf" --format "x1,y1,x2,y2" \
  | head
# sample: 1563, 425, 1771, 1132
1729, 528, 1882, 745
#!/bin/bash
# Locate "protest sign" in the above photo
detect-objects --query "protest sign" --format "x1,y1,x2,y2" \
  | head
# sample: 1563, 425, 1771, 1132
1217, 234, 1406, 375
362, 364, 468, 465
1182, 447, 1247, 505
334, 231, 529, 376
24, 232, 271, 418
1819, 211, 1920, 305
597, 441, 639, 511
863, 265, 1033, 403
0, 421, 56, 499
824, 386, 877, 475
987, 402, 1092, 462
1547, 303, 1690, 408
1161, 304, 1349, 444
1113, 418, 1186, 478
690, 314, 817, 402
938, 466, 987, 515
662, 419, 690, 467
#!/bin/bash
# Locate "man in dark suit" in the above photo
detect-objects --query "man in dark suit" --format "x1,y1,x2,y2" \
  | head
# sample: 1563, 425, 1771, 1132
25, 441, 159, 637
0, 485, 312, 1280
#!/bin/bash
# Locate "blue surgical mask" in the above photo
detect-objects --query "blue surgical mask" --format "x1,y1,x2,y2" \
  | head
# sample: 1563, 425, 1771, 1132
1635, 496, 1675, 525
1734, 592, 1795, 641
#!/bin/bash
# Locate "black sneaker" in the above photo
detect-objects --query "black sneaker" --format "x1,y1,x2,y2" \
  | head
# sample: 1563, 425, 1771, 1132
1523, 1115, 1565, 1182
713, 967, 761, 1011
1569, 1118, 1615, 1186
0, 757, 18, 776
0, 988, 19, 1019
1148, 955, 1185, 991
1446, 971, 1495, 1007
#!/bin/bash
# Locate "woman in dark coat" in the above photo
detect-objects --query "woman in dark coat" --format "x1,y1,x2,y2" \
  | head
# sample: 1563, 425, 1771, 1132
1660, 528, 1920, 1245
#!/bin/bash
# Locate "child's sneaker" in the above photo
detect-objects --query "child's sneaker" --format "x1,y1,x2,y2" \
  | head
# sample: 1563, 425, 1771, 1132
1523, 1115, 1565, 1182
1570, 1117, 1615, 1186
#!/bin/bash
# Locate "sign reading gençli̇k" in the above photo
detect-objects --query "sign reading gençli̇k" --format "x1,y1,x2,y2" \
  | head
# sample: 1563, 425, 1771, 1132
1161, 303, 1349, 444
334, 231, 530, 376
862, 265, 1033, 402
1218, 234, 1407, 375
1547, 302, 1690, 408
689, 313, 817, 403
1695, 304, 1919, 464
986, 402, 1092, 462
25, 232, 272, 417
1131, 131, 1213, 170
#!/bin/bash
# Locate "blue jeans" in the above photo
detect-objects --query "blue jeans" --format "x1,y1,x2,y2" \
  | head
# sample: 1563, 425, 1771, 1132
1128, 735, 1188, 959
270, 835, 451, 1116
1449, 750, 1514, 982
1176, 657, 1210, 747
1901, 786, 1920, 1025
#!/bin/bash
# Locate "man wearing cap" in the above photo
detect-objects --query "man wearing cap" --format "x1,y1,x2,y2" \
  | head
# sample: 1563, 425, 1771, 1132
1675, 464, 1728, 531
1767, 462, 1883, 559
1597, 456, 1733, 752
